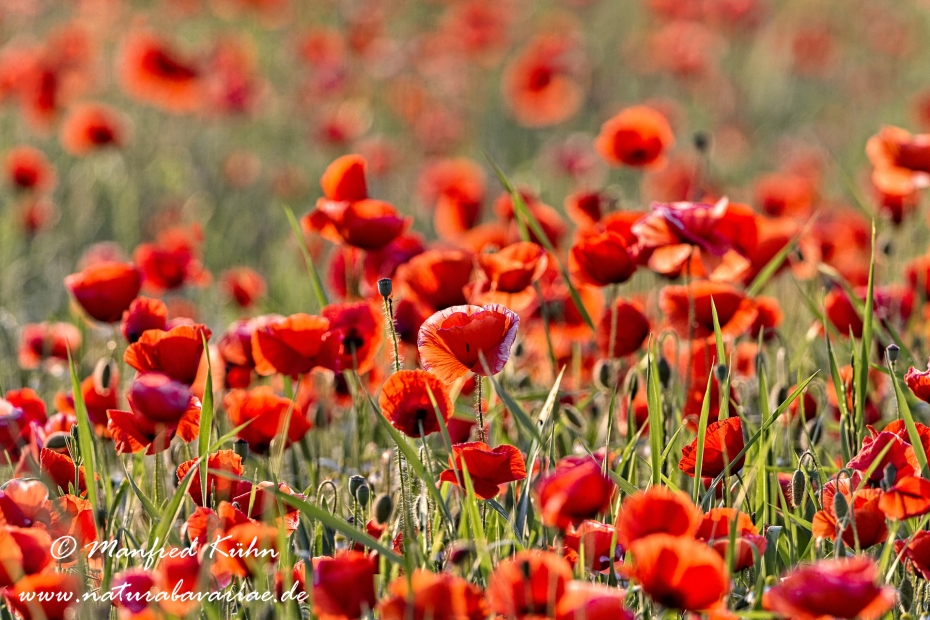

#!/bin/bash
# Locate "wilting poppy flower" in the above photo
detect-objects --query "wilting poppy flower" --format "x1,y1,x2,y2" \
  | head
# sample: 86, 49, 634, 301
3, 570, 81, 620
107, 372, 201, 454
596, 299, 650, 358
569, 230, 637, 287
59, 102, 129, 155
221, 267, 266, 308
379, 370, 453, 438
251, 313, 337, 377
697, 508, 766, 571
124, 323, 210, 385
615, 486, 702, 547
555, 582, 633, 620
176, 449, 244, 507
502, 34, 585, 128
418, 304, 520, 384
18, 322, 81, 370
65, 261, 142, 324
486, 550, 572, 619
563, 520, 623, 572
679, 417, 745, 478
878, 475, 930, 520
660, 282, 758, 342
313, 552, 378, 620
465, 242, 548, 313
417, 158, 486, 239
121, 296, 168, 344
224, 386, 311, 454
397, 249, 474, 313
322, 301, 383, 374
596, 106, 674, 169
439, 441, 526, 500
119, 31, 201, 113
4, 146, 56, 192
536, 459, 614, 529
627, 534, 728, 611
378, 569, 488, 620
762, 557, 895, 620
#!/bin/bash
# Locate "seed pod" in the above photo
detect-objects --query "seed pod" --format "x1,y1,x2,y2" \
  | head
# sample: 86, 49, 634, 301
790, 469, 808, 510
355, 483, 371, 507
658, 357, 671, 387
349, 475, 367, 497
887, 344, 900, 364
883, 463, 898, 492
377, 278, 393, 298
693, 131, 710, 153
561, 405, 585, 431
714, 364, 728, 383
833, 488, 850, 525
374, 493, 394, 524
233, 438, 249, 461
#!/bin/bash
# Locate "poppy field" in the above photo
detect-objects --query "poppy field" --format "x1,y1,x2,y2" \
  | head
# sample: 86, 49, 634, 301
7, 0, 930, 619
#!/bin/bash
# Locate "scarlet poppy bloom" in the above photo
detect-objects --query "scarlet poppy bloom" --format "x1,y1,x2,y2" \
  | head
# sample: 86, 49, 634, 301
563, 520, 622, 572
216, 318, 259, 388
502, 34, 585, 128
124, 323, 210, 385
536, 459, 614, 529
679, 416, 745, 478
564, 190, 610, 230
120, 296, 168, 344
569, 230, 637, 287
379, 370, 453, 438
898, 530, 930, 580
697, 508, 766, 571
596, 106, 675, 169
312, 552, 378, 620
872, 420, 930, 462
176, 449, 244, 507
905, 363, 930, 403
18, 322, 82, 370
0, 390, 47, 464
754, 172, 816, 218
320, 154, 368, 202
465, 242, 548, 313
39, 448, 93, 496
0, 526, 52, 587
107, 372, 201, 454
615, 486, 702, 547
439, 442, 526, 500
660, 282, 758, 342
3, 570, 81, 620
596, 299, 650, 358
378, 569, 488, 620
418, 304, 520, 384
224, 386, 311, 454
627, 534, 728, 611
0, 479, 51, 529
305, 198, 409, 251
762, 557, 895, 620
823, 287, 864, 338
322, 301, 383, 374
251, 313, 338, 377
878, 475, 930, 520
119, 31, 201, 113
417, 158, 486, 239
220, 267, 266, 308
133, 226, 209, 292
59, 103, 129, 156
4, 146, 56, 192
486, 550, 572, 619
65, 261, 142, 324
396, 249, 474, 313
847, 430, 919, 484
555, 582, 633, 620
866, 125, 930, 197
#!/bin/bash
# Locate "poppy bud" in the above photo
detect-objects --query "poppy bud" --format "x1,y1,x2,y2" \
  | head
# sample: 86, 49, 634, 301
45, 432, 69, 451
714, 364, 728, 383
561, 405, 585, 431
355, 483, 370, 507
447, 542, 476, 566
882, 238, 893, 256
94, 357, 117, 392
628, 373, 639, 400
233, 438, 249, 461
790, 469, 807, 510
349, 475, 367, 498
658, 357, 671, 387
377, 278, 393, 298
594, 359, 612, 391
882, 463, 897, 492
887, 344, 900, 363
776, 384, 789, 403
693, 131, 710, 153
833, 488, 849, 524
899, 577, 913, 611
755, 352, 765, 373
374, 493, 393, 524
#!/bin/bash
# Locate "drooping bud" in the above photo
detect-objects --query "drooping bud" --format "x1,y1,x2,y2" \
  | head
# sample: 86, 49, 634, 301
233, 438, 249, 461
833, 488, 849, 525
377, 278, 393, 298
790, 469, 808, 510
94, 357, 118, 392
883, 463, 897, 492
561, 405, 585, 431
374, 493, 393, 524
447, 542, 476, 566
714, 364, 728, 383
658, 357, 671, 387
355, 483, 370, 507
887, 344, 900, 364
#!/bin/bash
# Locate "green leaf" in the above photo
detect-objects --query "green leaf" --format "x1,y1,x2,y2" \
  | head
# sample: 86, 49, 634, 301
283, 204, 329, 309
198, 331, 214, 504
692, 373, 714, 503
854, 224, 876, 445
67, 348, 99, 534
646, 340, 664, 487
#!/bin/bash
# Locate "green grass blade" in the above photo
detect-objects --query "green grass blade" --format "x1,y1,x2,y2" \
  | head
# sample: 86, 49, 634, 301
67, 348, 99, 534
283, 204, 329, 309
692, 373, 714, 503
854, 224, 876, 445
198, 331, 214, 504
149, 459, 199, 549
646, 340, 664, 487
889, 358, 930, 476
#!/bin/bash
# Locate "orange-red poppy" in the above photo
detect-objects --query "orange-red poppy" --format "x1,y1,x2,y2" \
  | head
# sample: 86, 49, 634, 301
486, 550, 572, 618
0, 390, 47, 464
596, 299, 650, 358
762, 557, 895, 620
465, 242, 548, 313
502, 34, 585, 128
133, 226, 209, 292
418, 304, 520, 384
379, 369, 453, 438
812, 473, 888, 548
847, 430, 919, 484
659, 282, 758, 342
897, 530, 930, 580
0, 479, 51, 529
47, 495, 98, 561
65, 261, 141, 324
18, 322, 82, 370
563, 520, 622, 572
867, 125, 930, 197
125, 323, 210, 385
320, 154, 368, 202
322, 301, 383, 374
536, 458, 614, 529
378, 569, 488, 620
564, 190, 610, 230
555, 582, 633, 620
121, 296, 168, 344
224, 386, 311, 454
439, 441, 526, 500
878, 475, 930, 520
679, 416, 745, 478
211, 521, 282, 579
417, 158, 486, 240
305, 198, 409, 251
176, 449, 244, 507
251, 313, 338, 377
59, 102, 129, 155
119, 31, 201, 113
221, 267, 266, 308
0, 526, 52, 587
396, 249, 474, 313
107, 372, 201, 454
696, 508, 766, 571
3, 570, 81, 620
626, 534, 728, 611
312, 552, 378, 620
39, 448, 92, 496
4, 146, 56, 192
596, 106, 674, 169
615, 486, 702, 547
754, 172, 816, 218
569, 230, 637, 287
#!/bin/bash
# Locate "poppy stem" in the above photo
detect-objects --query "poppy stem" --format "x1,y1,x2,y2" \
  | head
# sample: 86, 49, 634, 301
153, 451, 166, 506
381, 292, 402, 374
476, 377, 486, 443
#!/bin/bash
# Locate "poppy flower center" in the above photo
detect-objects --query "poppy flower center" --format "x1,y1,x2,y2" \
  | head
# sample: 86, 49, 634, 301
527, 66, 553, 91
13, 168, 38, 187
88, 124, 116, 145
342, 332, 365, 354
144, 49, 198, 82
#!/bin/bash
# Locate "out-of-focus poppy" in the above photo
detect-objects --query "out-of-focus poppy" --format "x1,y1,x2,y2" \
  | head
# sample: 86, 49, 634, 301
563, 520, 622, 572
486, 550, 572, 619
18, 322, 81, 370
418, 158, 486, 240
134, 231, 209, 293
596, 299, 650, 358
0, 526, 52, 587
322, 301, 383, 374
121, 297, 168, 344
418, 304, 520, 384
305, 198, 409, 251
4, 146, 56, 192
536, 459, 614, 529
60, 102, 129, 155
107, 372, 201, 454
224, 386, 311, 454
660, 282, 758, 343
110, 569, 155, 616
494, 190, 568, 249
379, 370, 453, 438
0, 479, 51, 529
878, 475, 930, 520
749, 296, 784, 340
176, 449, 244, 507
47, 494, 98, 561
569, 230, 637, 287
555, 582, 633, 620
615, 486, 702, 547
39, 448, 92, 496
3, 570, 81, 620
65, 261, 141, 324
378, 569, 488, 620
696, 508, 766, 571
825, 365, 885, 426
596, 106, 674, 169
823, 287, 864, 338
439, 441, 526, 500
119, 31, 201, 113
465, 242, 548, 313
230, 480, 303, 533
626, 534, 728, 612
320, 154, 367, 202
679, 417, 745, 478
312, 552, 378, 620
220, 267, 266, 308
124, 324, 210, 385
897, 530, 930, 580
0, 390, 46, 464
251, 313, 337, 377
396, 249, 474, 313
867, 125, 930, 197
754, 172, 816, 218
762, 557, 895, 620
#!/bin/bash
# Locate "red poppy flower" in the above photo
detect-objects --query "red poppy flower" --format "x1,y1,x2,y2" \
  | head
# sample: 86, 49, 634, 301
0, 389, 47, 464
59, 102, 129, 155
596, 299, 650, 358
660, 282, 758, 342
812, 473, 888, 549
697, 508, 766, 571
898, 530, 930, 580
502, 34, 585, 128
211, 521, 282, 579
564, 190, 610, 230
312, 552, 378, 620
439, 441, 526, 500
216, 318, 259, 388
536, 458, 614, 529
39, 448, 92, 496
224, 386, 311, 454
120, 296, 168, 344
231, 480, 303, 534
176, 449, 244, 507
596, 106, 674, 169
3, 570, 81, 620
555, 582, 633, 620
220, 267, 266, 308
905, 362, 930, 403
847, 430, 919, 484
563, 520, 623, 572
305, 198, 409, 251
378, 569, 488, 620
626, 534, 729, 611
119, 31, 201, 113
0, 480, 51, 529
871, 420, 930, 465
679, 416, 745, 478
494, 190, 568, 248
417, 158, 486, 240
867, 125, 930, 197
486, 550, 572, 619
4, 146, 56, 192
397, 249, 474, 313
133, 226, 209, 292
65, 261, 142, 324
569, 230, 637, 287
124, 323, 210, 385
0, 526, 52, 587
749, 296, 784, 340
754, 172, 816, 218
46, 494, 98, 560
878, 475, 930, 520
107, 372, 201, 454
18, 322, 81, 370
379, 370, 453, 438
251, 313, 338, 377
615, 486, 702, 547
762, 557, 895, 620
465, 242, 548, 313
322, 301, 383, 374
418, 304, 520, 384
